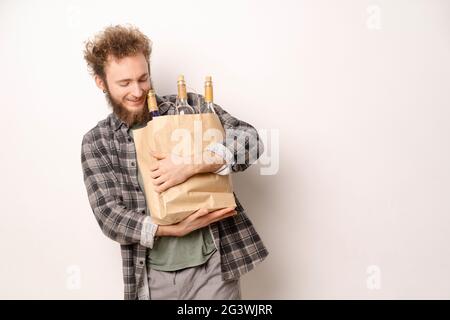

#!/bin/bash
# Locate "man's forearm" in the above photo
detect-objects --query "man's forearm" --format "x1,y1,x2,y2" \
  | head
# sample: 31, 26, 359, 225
155, 224, 177, 237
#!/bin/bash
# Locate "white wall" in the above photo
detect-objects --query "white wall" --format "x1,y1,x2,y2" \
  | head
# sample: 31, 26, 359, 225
1, 0, 450, 299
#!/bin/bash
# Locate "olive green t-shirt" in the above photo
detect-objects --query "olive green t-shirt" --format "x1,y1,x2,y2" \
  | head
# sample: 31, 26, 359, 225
129, 124, 217, 271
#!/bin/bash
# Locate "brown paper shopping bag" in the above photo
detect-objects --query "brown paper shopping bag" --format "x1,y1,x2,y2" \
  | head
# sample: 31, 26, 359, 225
133, 113, 236, 225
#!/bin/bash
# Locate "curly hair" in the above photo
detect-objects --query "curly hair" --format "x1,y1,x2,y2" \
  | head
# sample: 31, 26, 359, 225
83, 24, 152, 80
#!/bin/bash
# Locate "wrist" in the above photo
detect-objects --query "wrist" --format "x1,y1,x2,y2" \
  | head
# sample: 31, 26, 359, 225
192, 151, 225, 174
155, 225, 178, 237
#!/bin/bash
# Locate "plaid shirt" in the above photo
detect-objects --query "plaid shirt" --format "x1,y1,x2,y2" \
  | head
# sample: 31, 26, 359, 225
81, 93, 269, 300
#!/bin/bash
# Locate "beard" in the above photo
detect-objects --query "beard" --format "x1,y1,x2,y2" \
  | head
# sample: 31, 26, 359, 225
104, 87, 151, 128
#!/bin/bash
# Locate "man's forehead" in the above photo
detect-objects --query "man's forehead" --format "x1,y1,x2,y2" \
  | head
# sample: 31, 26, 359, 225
104, 53, 149, 78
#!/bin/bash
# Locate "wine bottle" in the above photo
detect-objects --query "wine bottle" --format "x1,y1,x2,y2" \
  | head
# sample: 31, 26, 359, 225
176, 75, 195, 115
204, 76, 216, 114
147, 89, 160, 118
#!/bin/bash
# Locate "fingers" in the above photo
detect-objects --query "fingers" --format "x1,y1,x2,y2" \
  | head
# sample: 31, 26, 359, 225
204, 208, 236, 221
152, 175, 166, 186
194, 207, 234, 219
155, 181, 171, 193
180, 208, 209, 225
195, 208, 210, 217
182, 207, 236, 225
191, 210, 236, 232
215, 210, 236, 219
178, 208, 237, 236
207, 211, 236, 224
222, 207, 236, 214
213, 207, 235, 215
149, 162, 159, 171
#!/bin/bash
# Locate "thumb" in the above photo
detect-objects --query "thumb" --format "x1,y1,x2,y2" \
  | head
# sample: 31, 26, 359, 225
150, 150, 166, 160
196, 208, 209, 217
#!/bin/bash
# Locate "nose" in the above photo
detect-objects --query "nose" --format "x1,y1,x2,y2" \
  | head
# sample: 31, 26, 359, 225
131, 82, 144, 98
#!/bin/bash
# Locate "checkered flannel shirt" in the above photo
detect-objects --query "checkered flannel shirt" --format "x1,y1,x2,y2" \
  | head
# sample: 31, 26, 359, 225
81, 93, 269, 300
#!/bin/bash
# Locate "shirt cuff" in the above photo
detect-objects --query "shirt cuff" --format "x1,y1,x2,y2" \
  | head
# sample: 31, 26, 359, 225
140, 215, 159, 249
206, 143, 234, 175
213, 163, 232, 175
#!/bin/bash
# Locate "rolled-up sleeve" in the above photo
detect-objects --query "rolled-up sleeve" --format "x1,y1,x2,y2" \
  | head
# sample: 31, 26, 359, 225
211, 102, 265, 173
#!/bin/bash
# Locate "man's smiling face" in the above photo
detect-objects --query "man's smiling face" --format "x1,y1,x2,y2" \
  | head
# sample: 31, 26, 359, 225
96, 53, 152, 127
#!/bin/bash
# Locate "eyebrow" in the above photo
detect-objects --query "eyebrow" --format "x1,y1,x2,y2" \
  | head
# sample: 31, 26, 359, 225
116, 73, 149, 83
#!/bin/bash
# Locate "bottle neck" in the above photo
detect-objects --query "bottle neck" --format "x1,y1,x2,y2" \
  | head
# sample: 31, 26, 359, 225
147, 93, 158, 112
177, 83, 187, 100
205, 85, 213, 103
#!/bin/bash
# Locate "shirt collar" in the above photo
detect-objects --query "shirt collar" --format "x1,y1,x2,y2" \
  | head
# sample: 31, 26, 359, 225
110, 112, 126, 132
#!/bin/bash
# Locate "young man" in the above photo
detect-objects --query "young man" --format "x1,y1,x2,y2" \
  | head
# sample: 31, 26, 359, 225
81, 25, 268, 300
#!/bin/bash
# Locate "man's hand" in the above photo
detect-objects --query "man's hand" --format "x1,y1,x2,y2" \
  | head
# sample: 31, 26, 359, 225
149, 150, 195, 193
162, 207, 236, 237
149, 150, 225, 193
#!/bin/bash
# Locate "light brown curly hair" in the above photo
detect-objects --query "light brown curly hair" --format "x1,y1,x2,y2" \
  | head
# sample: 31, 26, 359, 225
83, 24, 152, 80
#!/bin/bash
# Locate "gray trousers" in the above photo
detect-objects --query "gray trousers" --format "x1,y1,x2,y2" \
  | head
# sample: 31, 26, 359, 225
147, 250, 242, 300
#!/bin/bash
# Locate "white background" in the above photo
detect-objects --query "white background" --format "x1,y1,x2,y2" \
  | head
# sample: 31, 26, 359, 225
1, 0, 450, 299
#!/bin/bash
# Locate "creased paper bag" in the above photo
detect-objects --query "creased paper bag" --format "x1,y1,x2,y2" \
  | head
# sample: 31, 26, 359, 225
133, 113, 236, 225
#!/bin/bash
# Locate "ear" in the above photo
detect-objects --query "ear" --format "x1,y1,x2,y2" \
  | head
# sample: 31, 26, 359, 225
94, 75, 106, 92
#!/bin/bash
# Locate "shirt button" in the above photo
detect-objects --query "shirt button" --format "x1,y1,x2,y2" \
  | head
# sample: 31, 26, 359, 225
128, 137, 132, 142
141, 210, 146, 214
131, 162, 135, 167
135, 187, 140, 191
